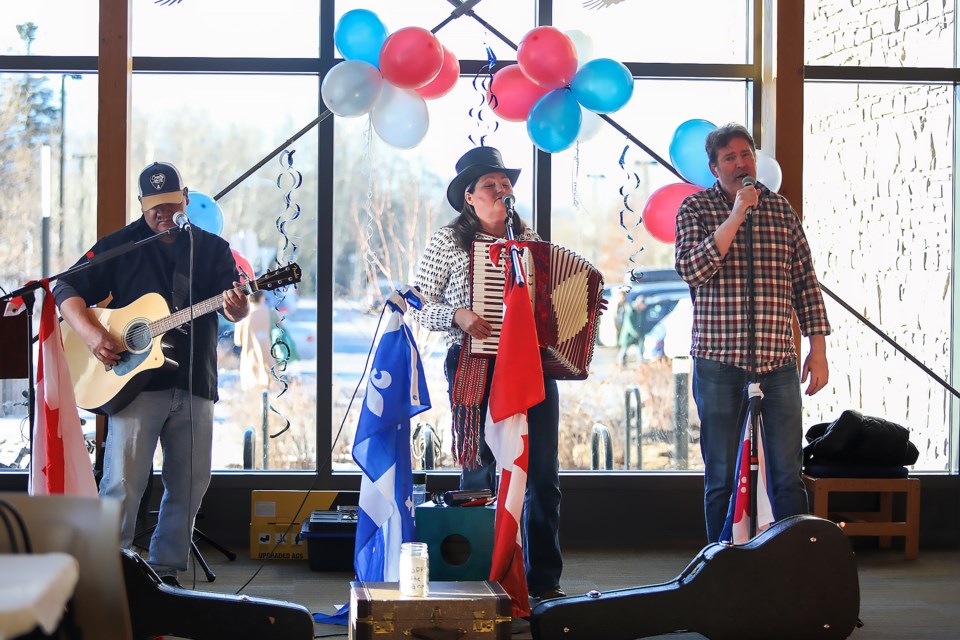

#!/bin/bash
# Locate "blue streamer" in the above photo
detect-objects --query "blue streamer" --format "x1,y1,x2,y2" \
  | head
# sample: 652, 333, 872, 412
266, 149, 304, 439
468, 45, 499, 147
617, 144, 646, 283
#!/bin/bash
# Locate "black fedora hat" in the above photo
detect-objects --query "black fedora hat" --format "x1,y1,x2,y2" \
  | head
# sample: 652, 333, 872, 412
446, 146, 521, 212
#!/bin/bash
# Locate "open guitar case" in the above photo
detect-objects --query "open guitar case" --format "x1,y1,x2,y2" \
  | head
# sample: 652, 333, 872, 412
530, 515, 860, 640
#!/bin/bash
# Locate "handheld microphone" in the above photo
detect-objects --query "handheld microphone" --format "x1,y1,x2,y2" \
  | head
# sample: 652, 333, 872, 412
741, 176, 757, 218
173, 211, 191, 230
502, 194, 516, 213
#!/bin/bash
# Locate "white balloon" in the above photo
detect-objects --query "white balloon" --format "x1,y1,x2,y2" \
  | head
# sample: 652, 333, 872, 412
565, 29, 594, 69
372, 83, 430, 149
756, 150, 783, 192
321, 60, 383, 117
576, 106, 603, 142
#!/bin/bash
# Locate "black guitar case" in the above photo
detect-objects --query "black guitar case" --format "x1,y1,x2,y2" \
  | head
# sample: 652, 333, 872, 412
530, 515, 860, 640
121, 549, 315, 640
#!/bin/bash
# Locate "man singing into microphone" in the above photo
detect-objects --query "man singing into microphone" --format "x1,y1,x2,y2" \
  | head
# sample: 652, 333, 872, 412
54, 161, 248, 585
674, 124, 831, 543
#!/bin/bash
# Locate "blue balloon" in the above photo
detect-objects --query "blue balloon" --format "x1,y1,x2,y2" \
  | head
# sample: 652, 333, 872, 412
669, 119, 718, 188
570, 58, 634, 114
186, 191, 224, 236
335, 9, 388, 68
526, 89, 582, 154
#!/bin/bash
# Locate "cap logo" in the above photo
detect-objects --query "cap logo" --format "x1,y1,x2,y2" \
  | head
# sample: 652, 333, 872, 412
149, 172, 166, 191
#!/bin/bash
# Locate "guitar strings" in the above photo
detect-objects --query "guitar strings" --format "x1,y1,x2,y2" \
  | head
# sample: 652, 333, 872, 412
118, 279, 261, 350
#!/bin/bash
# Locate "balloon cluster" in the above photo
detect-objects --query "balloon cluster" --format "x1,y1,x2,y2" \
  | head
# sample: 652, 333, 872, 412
321, 9, 460, 150
488, 26, 633, 153
641, 119, 785, 244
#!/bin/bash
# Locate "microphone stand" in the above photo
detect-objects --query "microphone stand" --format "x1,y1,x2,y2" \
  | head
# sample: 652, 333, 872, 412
0, 225, 182, 484
744, 204, 759, 540
503, 204, 526, 288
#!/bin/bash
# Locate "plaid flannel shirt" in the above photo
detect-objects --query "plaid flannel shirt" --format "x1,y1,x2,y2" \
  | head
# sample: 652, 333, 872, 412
675, 183, 831, 374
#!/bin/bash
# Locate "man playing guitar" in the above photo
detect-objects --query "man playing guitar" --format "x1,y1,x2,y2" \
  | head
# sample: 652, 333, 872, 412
54, 161, 249, 587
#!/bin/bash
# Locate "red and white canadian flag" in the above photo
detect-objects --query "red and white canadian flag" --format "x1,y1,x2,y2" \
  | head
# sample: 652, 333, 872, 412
485, 262, 545, 619
30, 282, 98, 496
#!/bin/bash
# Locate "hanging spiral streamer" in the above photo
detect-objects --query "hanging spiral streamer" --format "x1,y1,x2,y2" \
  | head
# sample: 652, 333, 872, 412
266, 148, 303, 439
617, 144, 646, 283
572, 140, 582, 211
361, 117, 379, 272
468, 45, 499, 147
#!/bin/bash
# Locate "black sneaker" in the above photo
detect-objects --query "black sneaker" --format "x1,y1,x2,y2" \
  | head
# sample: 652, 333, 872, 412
159, 574, 184, 589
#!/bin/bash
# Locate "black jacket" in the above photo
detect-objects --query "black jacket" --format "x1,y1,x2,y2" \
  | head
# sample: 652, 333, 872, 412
53, 217, 236, 401
804, 409, 919, 467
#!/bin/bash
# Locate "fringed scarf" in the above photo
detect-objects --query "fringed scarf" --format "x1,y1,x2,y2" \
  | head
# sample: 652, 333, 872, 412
451, 337, 488, 469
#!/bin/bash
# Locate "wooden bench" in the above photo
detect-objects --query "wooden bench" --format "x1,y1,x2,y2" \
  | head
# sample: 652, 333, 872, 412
802, 474, 920, 560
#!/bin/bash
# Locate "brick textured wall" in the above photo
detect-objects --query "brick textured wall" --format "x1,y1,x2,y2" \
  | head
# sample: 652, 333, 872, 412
803, 1, 955, 470
807, 0, 954, 67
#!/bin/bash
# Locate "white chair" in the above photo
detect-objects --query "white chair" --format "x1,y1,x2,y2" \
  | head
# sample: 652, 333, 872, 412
0, 493, 133, 640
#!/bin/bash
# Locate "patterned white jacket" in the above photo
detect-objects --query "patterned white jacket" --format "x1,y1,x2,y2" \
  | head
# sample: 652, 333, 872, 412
411, 225, 541, 346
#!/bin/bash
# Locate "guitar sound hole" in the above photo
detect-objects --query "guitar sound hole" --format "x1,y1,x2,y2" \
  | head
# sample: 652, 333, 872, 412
125, 321, 152, 353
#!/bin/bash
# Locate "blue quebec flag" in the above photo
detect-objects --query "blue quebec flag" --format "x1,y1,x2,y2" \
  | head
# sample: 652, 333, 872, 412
353, 295, 431, 582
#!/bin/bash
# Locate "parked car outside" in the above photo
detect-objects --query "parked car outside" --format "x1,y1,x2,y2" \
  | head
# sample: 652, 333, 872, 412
643, 296, 693, 361
597, 268, 689, 347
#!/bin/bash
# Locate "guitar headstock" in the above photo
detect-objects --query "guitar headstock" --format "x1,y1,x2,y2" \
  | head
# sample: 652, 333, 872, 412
255, 263, 302, 292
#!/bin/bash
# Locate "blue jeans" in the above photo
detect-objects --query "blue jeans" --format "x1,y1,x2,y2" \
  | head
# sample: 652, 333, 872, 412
692, 358, 808, 543
100, 388, 214, 575
445, 344, 562, 594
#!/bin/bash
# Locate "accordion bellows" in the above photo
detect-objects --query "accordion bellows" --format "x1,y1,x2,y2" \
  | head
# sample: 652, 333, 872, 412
468, 239, 604, 379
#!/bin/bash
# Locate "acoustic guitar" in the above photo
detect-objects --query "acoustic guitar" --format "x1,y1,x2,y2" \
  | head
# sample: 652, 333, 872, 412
530, 514, 860, 640
61, 263, 301, 415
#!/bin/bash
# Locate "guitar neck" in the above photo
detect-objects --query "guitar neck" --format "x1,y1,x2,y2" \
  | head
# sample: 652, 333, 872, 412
149, 292, 228, 338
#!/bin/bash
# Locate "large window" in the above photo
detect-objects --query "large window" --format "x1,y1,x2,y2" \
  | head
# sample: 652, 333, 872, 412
804, 0, 958, 472
4, 0, 956, 480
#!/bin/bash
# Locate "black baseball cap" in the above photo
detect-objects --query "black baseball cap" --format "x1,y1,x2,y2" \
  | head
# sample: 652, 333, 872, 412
138, 161, 185, 211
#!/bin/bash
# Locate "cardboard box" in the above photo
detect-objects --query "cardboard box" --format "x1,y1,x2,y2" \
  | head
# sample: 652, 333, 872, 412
249, 490, 358, 560
349, 580, 511, 640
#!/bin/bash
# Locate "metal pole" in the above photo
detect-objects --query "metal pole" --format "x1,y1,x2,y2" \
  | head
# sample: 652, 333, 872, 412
58, 74, 80, 262
40, 145, 52, 278
673, 356, 690, 469
59, 74, 66, 262
422, 423, 436, 470
624, 385, 642, 469
261, 390, 269, 470
745, 209, 758, 539
591, 423, 613, 471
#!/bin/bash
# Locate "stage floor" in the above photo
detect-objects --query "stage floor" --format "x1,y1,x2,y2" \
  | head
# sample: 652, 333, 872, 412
166, 540, 960, 639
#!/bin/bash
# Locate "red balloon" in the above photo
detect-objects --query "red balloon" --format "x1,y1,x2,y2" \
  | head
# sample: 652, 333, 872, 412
379, 27, 444, 90
487, 64, 551, 122
517, 26, 578, 89
232, 248, 255, 279
415, 45, 459, 99
642, 183, 704, 244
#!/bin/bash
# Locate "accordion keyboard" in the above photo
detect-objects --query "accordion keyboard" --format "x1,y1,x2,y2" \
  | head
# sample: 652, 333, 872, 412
469, 239, 535, 357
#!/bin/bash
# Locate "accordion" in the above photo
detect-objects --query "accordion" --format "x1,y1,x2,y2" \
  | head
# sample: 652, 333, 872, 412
468, 239, 604, 379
